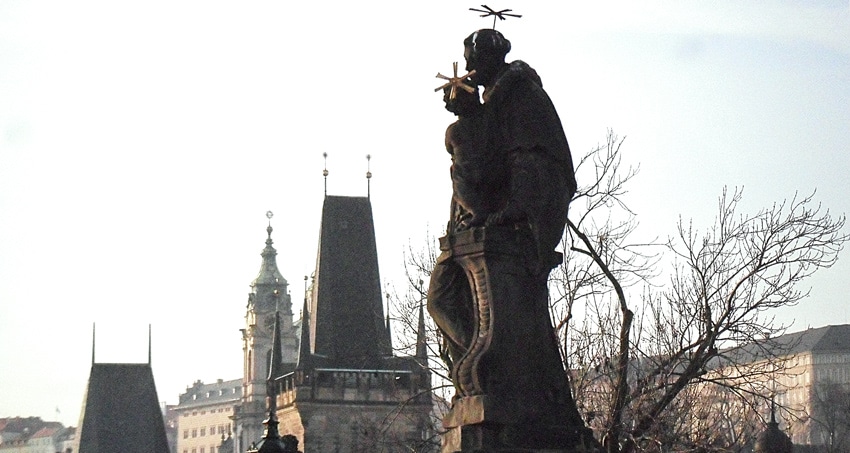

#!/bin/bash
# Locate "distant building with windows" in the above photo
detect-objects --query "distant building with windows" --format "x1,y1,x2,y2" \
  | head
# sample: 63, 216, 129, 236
574, 324, 850, 450
175, 379, 242, 453
700, 324, 850, 449
763, 324, 850, 446
0, 418, 70, 453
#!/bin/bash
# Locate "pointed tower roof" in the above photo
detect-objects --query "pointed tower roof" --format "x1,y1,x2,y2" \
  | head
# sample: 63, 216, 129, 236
248, 311, 290, 453
296, 295, 314, 371
77, 328, 169, 453
254, 222, 287, 287
754, 400, 793, 453
416, 299, 428, 364
76, 364, 169, 453
309, 195, 391, 369
268, 312, 284, 381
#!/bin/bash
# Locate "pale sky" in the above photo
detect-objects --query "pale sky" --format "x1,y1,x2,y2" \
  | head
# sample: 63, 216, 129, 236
1, 1, 848, 427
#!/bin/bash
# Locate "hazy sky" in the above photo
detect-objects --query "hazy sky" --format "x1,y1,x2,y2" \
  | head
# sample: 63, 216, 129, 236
1, 1, 848, 427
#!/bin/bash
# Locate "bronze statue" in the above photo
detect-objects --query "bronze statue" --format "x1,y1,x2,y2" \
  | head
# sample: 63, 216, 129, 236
429, 29, 593, 452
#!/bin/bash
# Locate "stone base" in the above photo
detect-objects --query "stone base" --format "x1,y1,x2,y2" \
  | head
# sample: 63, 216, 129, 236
441, 396, 599, 453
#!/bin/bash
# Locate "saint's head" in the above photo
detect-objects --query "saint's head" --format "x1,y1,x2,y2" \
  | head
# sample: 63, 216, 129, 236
463, 29, 511, 87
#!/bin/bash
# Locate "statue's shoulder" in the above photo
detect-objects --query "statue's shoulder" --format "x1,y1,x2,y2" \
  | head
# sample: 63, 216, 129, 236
485, 61, 544, 103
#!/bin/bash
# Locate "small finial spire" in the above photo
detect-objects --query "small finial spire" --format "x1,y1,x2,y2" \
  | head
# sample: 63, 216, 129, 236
266, 211, 274, 241
148, 324, 152, 365
322, 152, 329, 198
366, 154, 372, 199
92, 323, 96, 365
415, 279, 429, 374
770, 397, 777, 425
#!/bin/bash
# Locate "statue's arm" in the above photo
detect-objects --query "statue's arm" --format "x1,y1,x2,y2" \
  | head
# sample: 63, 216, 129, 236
485, 149, 546, 227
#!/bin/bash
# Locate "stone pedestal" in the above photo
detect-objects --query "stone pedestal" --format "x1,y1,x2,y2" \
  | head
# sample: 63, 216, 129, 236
432, 228, 597, 452
441, 395, 595, 453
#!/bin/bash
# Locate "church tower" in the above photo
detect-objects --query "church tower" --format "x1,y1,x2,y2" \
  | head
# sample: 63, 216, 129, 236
234, 215, 298, 452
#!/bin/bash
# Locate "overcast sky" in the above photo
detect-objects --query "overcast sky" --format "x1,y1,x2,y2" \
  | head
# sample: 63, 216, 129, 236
1, 1, 848, 427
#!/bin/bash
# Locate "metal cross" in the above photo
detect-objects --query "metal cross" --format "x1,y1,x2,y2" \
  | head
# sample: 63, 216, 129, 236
435, 62, 477, 100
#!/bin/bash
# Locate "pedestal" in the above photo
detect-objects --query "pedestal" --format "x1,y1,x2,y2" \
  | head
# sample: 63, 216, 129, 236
441, 395, 595, 453
433, 228, 598, 452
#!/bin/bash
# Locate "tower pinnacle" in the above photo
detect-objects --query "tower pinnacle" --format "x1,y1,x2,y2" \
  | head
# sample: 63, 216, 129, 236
253, 214, 287, 295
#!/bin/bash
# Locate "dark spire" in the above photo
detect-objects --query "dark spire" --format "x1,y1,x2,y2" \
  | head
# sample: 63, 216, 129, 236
268, 312, 284, 382
385, 310, 393, 352
296, 290, 313, 371
416, 296, 428, 363
414, 280, 432, 401
91, 323, 96, 365
249, 311, 289, 453
754, 398, 793, 453
148, 324, 152, 365
415, 279, 428, 362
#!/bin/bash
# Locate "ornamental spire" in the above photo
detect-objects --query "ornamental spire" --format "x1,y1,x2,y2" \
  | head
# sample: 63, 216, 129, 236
416, 279, 428, 363
296, 276, 314, 372
248, 310, 289, 453
253, 212, 287, 289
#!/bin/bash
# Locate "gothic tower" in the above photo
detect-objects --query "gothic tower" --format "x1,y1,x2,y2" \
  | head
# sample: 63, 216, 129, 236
234, 219, 298, 452
272, 195, 433, 452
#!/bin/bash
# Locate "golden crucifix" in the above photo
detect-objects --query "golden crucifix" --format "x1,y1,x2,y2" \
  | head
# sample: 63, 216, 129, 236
435, 62, 476, 101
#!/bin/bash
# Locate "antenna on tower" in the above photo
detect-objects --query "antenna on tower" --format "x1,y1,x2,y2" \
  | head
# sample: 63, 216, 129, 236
323, 152, 329, 198
366, 154, 372, 199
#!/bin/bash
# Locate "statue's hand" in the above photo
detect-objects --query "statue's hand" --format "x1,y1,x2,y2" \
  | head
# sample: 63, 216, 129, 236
444, 83, 480, 116
460, 213, 487, 230
485, 205, 524, 226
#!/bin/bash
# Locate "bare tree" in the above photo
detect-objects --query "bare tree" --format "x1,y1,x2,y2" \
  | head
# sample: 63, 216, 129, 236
563, 173, 847, 452
549, 128, 848, 452
810, 380, 850, 452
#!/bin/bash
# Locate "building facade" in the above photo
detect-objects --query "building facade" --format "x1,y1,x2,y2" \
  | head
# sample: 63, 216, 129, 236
701, 324, 850, 449
175, 379, 242, 453
766, 324, 850, 447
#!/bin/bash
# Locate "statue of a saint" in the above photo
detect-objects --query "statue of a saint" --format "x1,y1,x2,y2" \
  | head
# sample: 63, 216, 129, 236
429, 29, 593, 451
